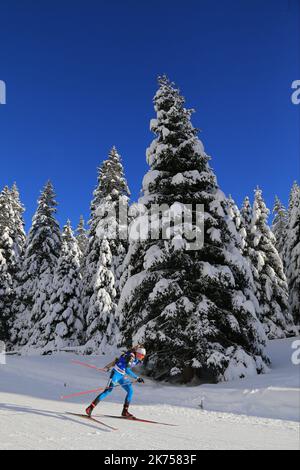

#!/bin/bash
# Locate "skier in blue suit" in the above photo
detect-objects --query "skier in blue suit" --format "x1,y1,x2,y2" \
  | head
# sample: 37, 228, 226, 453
86, 346, 146, 418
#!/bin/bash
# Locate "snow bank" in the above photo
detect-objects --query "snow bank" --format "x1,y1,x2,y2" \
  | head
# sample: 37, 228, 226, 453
196, 337, 300, 422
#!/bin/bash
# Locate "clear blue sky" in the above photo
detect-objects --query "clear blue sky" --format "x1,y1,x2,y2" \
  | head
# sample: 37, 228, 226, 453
0, 0, 299, 230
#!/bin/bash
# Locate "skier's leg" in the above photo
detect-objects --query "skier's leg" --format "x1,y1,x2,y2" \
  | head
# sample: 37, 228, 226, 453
120, 377, 134, 417
86, 371, 121, 417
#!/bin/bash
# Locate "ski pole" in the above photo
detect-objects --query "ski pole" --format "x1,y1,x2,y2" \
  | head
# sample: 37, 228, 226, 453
71, 360, 109, 373
60, 380, 139, 401
60, 387, 105, 400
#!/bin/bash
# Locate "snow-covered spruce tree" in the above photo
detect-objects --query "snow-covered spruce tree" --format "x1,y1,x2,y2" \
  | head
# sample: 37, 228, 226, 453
7, 184, 27, 343
92, 146, 130, 296
0, 228, 13, 342
0, 184, 26, 265
227, 195, 247, 252
0, 186, 17, 266
84, 237, 117, 353
119, 76, 268, 383
284, 182, 300, 265
285, 182, 300, 325
245, 188, 295, 339
10, 183, 26, 260
0, 186, 13, 228
10, 182, 62, 349
225, 196, 260, 314
32, 221, 84, 352
0, 187, 16, 342
82, 147, 130, 352
0, 245, 9, 341
272, 196, 288, 260
227, 196, 241, 231
76, 215, 89, 264
239, 196, 255, 262
224, 197, 262, 321
241, 197, 252, 229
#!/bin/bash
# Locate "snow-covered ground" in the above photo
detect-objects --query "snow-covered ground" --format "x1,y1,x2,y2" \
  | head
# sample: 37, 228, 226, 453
0, 338, 299, 450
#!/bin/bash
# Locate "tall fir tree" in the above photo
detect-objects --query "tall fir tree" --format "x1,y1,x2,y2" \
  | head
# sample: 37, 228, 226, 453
0, 186, 17, 266
272, 196, 288, 261
226, 195, 260, 312
241, 197, 253, 228
284, 182, 300, 325
0, 187, 13, 228
76, 215, 89, 264
227, 196, 241, 232
84, 237, 117, 353
10, 182, 62, 348
31, 221, 84, 351
0, 228, 13, 342
92, 146, 131, 295
10, 183, 26, 260
82, 147, 129, 352
227, 195, 247, 252
244, 188, 295, 339
240, 196, 254, 259
119, 76, 268, 383
0, 187, 18, 342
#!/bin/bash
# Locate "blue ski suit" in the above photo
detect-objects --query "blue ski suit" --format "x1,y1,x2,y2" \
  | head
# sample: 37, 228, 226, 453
94, 351, 142, 405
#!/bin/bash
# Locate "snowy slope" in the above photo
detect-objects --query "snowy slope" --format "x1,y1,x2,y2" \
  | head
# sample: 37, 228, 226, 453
0, 338, 299, 450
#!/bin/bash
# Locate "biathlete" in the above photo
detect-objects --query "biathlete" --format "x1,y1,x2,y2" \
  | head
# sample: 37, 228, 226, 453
85, 346, 146, 418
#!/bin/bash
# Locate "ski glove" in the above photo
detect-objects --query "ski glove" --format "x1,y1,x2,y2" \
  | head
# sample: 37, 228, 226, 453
137, 377, 145, 383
